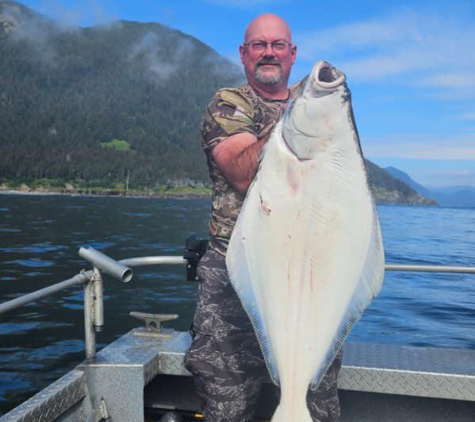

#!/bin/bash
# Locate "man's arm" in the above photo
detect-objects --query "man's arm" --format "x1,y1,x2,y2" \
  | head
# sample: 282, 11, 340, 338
212, 131, 271, 195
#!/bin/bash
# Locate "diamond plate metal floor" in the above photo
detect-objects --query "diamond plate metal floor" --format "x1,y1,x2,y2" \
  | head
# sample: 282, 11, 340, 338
340, 342, 475, 401
3, 332, 475, 422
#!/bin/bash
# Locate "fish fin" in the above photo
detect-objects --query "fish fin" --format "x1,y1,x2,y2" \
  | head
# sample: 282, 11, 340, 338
226, 216, 280, 386
309, 313, 356, 388
310, 211, 385, 388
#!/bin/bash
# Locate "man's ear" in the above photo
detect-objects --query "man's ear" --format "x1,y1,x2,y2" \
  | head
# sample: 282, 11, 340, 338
239, 45, 246, 65
291, 45, 297, 65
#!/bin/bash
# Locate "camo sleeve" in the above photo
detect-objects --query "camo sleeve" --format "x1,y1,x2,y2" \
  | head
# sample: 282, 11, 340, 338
201, 88, 257, 154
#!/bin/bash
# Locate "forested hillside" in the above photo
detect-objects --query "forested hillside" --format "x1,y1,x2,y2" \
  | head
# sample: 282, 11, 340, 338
0, 1, 434, 205
0, 1, 243, 187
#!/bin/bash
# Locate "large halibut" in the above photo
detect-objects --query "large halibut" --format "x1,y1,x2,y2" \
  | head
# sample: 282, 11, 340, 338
226, 61, 385, 422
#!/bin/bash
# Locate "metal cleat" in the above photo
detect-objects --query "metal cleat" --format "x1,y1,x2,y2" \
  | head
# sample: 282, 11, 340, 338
92, 398, 110, 421
130, 311, 179, 338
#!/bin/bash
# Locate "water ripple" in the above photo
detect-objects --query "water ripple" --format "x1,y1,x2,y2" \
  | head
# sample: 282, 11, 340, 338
5, 259, 53, 268
0, 243, 68, 254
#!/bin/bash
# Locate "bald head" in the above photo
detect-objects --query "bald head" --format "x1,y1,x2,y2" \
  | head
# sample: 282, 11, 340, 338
239, 13, 296, 99
244, 13, 292, 44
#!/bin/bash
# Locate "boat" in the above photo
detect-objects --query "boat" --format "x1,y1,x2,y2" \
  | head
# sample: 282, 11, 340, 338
1, 237, 475, 422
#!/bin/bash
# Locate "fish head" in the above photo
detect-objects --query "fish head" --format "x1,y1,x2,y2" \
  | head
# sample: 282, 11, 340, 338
282, 61, 347, 160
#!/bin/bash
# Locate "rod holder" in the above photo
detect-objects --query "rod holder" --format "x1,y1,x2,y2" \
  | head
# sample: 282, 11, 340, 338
92, 267, 104, 332
84, 279, 96, 360
79, 246, 133, 283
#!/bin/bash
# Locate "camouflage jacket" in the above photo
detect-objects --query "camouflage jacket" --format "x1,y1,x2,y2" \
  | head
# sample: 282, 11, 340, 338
202, 82, 301, 255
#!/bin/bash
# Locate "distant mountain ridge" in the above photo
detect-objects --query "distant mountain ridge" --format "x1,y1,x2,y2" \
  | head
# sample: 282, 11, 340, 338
385, 167, 475, 208
384, 167, 433, 198
0, 1, 434, 205
426, 186, 475, 208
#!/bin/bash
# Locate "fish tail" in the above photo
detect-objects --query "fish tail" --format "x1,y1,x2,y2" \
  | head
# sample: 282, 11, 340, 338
271, 398, 313, 422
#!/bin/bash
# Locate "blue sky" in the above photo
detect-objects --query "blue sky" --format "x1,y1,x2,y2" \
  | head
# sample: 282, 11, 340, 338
18, 0, 475, 187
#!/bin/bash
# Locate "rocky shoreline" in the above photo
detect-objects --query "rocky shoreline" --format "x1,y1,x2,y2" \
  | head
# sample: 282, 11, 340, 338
372, 189, 438, 206
1, 185, 438, 206
0, 185, 210, 199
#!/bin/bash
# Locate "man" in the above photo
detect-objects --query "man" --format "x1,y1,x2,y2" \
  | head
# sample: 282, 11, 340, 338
185, 13, 342, 422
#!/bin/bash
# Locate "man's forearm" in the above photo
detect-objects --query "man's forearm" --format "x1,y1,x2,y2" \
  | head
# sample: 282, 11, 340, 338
233, 134, 269, 193
212, 131, 272, 195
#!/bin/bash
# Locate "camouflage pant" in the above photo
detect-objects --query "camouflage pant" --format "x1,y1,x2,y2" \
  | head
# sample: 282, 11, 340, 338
185, 248, 342, 422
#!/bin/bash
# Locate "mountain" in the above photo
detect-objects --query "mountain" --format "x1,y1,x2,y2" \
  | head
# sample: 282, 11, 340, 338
0, 1, 244, 186
384, 166, 433, 198
429, 186, 475, 208
366, 161, 435, 205
386, 167, 475, 208
0, 2, 434, 205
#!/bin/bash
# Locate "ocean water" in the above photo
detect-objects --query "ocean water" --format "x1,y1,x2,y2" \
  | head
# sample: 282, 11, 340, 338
0, 194, 474, 415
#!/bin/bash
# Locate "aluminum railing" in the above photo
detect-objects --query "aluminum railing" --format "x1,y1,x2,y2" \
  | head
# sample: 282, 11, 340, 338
0, 246, 187, 359
1, 245, 474, 359
385, 264, 475, 273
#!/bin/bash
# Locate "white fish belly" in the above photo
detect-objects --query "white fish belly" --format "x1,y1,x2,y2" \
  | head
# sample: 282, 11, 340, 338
226, 63, 384, 422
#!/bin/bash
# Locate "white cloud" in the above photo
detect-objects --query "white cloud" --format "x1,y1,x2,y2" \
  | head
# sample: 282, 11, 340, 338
128, 32, 195, 83
296, 14, 419, 57
35, 0, 119, 27
417, 72, 475, 99
457, 113, 475, 121
417, 169, 475, 187
294, 8, 475, 98
4, 2, 58, 65
363, 134, 475, 160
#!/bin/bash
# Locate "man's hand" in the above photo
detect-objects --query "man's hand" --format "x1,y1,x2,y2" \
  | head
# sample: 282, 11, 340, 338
212, 132, 271, 195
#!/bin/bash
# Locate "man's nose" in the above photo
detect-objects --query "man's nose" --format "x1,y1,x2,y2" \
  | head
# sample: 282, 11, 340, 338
263, 44, 276, 57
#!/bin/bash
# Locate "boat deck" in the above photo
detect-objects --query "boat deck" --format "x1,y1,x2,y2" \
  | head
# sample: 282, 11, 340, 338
2, 330, 475, 422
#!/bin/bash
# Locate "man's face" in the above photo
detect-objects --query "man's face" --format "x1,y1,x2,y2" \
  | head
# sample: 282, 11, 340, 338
239, 17, 296, 91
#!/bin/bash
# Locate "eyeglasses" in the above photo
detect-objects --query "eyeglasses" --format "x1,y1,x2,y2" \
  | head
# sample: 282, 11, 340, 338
243, 40, 292, 52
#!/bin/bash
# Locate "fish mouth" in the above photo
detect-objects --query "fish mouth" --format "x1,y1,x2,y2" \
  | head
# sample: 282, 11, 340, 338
280, 61, 348, 159
314, 61, 346, 88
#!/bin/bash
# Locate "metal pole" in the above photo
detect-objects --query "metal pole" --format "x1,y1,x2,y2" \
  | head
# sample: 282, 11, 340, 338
79, 246, 133, 282
118, 257, 475, 274
93, 267, 104, 332
120, 256, 187, 267
0, 272, 91, 315
0, 255, 182, 316
385, 264, 475, 274
84, 277, 96, 360
2, 260, 474, 318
